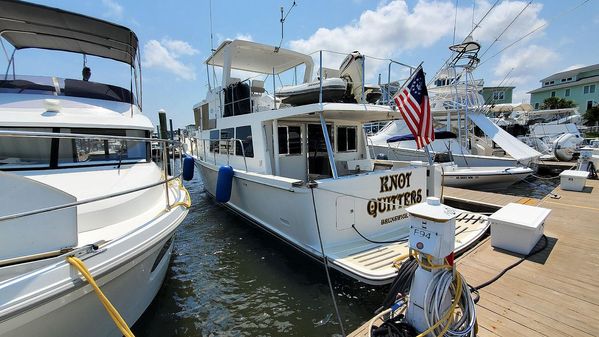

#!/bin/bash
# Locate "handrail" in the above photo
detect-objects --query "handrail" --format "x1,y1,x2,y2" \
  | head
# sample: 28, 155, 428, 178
0, 129, 180, 144
0, 129, 187, 222
194, 137, 249, 172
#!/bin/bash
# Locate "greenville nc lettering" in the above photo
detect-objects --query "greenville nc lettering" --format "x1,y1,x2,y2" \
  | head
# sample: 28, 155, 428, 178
367, 172, 422, 218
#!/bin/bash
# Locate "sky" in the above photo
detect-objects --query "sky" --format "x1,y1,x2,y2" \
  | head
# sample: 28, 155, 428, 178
2, 0, 598, 128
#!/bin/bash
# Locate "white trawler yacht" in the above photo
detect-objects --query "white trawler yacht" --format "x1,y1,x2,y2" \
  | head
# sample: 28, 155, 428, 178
0, 2, 189, 336
189, 39, 488, 284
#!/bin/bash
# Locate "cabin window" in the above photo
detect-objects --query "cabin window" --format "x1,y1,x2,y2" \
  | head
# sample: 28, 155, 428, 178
565, 89, 570, 97
0, 127, 149, 170
235, 126, 254, 158
209, 130, 219, 153
337, 126, 357, 152
534, 102, 539, 109
278, 126, 302, 155
57, 128, 147, 166
0, 127, 52, 168
492, 91, 504, 100
220, 128, 234, 154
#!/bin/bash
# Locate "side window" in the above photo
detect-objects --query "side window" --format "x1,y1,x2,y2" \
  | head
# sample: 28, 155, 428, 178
337, 126, 357, 152
235, 125, 254, 158
0, 127, 52, 168
58, 128, 147, 165
278, 127, 288, 154
278, 126, 302, 155
220, 128, 234, 154
209, 129, 219, 153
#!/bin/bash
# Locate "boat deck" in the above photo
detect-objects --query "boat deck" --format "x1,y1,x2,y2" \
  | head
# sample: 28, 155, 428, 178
349, 179, 599, 337
328, 212, 488, 285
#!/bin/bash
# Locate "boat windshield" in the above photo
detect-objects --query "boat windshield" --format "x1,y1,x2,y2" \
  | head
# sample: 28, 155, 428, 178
0, 75, 136, 105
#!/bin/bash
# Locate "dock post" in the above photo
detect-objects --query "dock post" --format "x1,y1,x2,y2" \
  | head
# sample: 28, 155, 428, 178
158, 110, 171, 175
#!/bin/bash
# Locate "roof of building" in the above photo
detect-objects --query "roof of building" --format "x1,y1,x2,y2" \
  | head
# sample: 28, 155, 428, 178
540, 64, 599, 83
483, 86, 515, 90
0, 0, 138, 66
528, 75, 599, 94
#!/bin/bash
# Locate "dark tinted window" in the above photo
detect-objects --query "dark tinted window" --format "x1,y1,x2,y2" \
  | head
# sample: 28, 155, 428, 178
288, 126, 301, 154
278, 127, 288, 154
337, 126, 357, 152
210, 130, 219, 153
235, 126, 254, 158
308, 124, 332, 152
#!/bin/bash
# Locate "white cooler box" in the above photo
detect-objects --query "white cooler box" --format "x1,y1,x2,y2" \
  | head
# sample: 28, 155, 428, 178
489, 203, 550, 255
559, 170, 588, 192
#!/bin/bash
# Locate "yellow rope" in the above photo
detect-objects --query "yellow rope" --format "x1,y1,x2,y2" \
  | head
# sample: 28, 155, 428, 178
67, 256, 135, 337
169, 178, 191, 209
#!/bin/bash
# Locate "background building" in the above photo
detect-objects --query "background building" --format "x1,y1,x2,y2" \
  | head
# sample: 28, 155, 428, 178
529, 64, 599, 111
481, 86, 514, 105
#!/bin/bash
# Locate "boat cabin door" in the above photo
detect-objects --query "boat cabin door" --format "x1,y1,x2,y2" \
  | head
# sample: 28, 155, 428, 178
307, 123, 333, 179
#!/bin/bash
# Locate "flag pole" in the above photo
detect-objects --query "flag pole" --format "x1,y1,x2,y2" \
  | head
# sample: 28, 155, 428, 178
391, 61, 424, 105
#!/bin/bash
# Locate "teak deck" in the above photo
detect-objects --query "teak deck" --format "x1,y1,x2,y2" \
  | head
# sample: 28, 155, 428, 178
349, 179, 599, 337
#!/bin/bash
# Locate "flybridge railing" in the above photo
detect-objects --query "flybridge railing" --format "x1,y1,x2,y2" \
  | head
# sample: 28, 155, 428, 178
211, 50, 417, 119
0, 130, 186, 225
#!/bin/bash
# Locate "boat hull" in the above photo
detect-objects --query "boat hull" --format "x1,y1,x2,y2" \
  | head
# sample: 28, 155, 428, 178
194, 159, 489, 284
370, 145, 519, 167
442, 168, 532, 190
0, 205, 188, 337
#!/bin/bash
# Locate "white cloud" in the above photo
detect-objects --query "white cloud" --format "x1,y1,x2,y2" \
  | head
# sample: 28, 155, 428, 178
234, 34, 253, 42
493, 44, 558, 86
101, 0, 123, 19
142, 39, 198, 81
161, 38, 199, 57
464, 1, 546, 46
560, 64, 586, 72
290, 1, 454, 59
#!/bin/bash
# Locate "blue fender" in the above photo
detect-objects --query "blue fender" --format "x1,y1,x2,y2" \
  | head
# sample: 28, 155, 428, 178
216, 165, 234, 202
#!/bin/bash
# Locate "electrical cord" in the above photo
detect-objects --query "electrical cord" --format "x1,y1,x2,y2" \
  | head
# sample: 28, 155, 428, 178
470, 234, 548, 297
352, 224, 409, 244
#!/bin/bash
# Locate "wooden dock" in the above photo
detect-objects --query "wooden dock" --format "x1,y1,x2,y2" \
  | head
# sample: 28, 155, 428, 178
537, 160, 577, 173
349, 179, 599, 337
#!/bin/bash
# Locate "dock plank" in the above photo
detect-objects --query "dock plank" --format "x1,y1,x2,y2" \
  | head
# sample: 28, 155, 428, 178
349, 179, 599, 337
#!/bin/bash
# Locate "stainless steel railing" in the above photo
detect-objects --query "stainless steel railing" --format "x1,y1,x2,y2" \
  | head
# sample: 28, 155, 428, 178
190, 137, 249, 172
0, 129, 186, 222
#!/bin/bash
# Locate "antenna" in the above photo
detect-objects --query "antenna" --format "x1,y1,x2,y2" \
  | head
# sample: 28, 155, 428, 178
275, 1, 297, 52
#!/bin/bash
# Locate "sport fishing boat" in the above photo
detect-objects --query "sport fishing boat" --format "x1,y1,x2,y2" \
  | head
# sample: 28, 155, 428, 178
0, 2, 189, 336
189, 39, 488, 285
374, 128, 533, 190
369, 38, 536, 189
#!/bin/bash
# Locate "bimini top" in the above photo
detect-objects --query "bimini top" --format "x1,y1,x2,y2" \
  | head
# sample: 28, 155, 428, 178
387, 131, 456, 143
0, 0, 138, 66
206, 40, 314, 81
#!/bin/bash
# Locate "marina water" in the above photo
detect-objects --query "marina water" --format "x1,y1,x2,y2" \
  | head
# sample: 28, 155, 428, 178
133, 170, 557, 336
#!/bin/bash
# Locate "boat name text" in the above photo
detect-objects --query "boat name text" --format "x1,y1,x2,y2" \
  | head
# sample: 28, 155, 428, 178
367, 172, 422, 218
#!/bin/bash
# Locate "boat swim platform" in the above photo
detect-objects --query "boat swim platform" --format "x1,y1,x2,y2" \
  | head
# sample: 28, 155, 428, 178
348, 179, 599, 337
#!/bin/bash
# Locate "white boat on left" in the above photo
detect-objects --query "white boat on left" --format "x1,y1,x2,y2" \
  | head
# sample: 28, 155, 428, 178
0, 2, 190, 336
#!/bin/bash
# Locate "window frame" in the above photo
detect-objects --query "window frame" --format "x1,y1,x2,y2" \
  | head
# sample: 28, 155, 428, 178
336, 125, 358, 152
1, 127, 151, 171
277, 125, 302, 156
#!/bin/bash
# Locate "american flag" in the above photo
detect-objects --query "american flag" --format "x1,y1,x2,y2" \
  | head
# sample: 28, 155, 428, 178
393, 68, 434, 149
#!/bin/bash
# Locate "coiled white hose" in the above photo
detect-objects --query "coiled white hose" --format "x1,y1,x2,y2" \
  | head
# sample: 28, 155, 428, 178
423, 270, 476, 337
